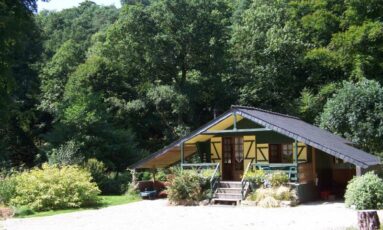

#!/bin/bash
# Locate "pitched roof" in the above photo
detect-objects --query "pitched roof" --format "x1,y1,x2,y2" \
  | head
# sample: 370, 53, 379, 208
131, 105, 380, 169
233, 106, 380, 168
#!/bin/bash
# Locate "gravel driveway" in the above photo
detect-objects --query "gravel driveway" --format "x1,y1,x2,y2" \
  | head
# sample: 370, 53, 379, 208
2, 200, 380, 230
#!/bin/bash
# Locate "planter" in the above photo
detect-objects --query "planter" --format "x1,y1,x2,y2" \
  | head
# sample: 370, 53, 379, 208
248, 182, 260, 191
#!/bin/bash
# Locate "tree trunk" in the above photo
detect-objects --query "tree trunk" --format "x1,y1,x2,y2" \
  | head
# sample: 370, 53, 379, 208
357, 210, 380, 230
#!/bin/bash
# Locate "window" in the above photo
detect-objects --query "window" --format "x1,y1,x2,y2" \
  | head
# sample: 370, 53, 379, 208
223, 138, 232, 164
269, 143, 294, 163
234, 137, 244, 170
281, 144, 293, 163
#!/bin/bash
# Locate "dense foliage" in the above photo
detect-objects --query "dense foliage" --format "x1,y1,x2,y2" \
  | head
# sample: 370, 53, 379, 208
320, 80, 383, 156
167, 169, 214, 205
1, 0, 383, 176
9, 164, 100, 211
244, 169, 266, 187
345, 172, 383, 210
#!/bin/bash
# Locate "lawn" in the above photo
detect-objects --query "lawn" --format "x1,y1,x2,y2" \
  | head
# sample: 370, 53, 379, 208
16, 195, 141, 218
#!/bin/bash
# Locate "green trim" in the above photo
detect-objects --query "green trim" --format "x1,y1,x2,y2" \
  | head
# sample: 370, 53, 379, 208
180, 142, 184, 164
202, 128, 270, 135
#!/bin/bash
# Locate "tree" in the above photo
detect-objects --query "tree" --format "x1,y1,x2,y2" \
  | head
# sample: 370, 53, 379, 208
231, 0, 307, 113
90, 0, 233, 149
299, 83, 338, 123
0, 0, 45, 167
319, 79, 383, 156
44, 56, 143, 172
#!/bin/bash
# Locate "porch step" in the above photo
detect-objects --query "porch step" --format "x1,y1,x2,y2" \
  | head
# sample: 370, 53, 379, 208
216, 187, 243, 194
215, 193, 242, 200
212, 181, 247, 205
218, 181, 242, 188
211, 198, 241, 205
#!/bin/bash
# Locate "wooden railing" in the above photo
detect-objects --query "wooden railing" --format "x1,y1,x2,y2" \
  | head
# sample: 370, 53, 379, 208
241, 159, 253, 199
181, 163, 220, 199
254, 163, 299, 182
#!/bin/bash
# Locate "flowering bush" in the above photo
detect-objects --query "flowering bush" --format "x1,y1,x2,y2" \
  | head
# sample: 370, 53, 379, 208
10, 164, 100, 211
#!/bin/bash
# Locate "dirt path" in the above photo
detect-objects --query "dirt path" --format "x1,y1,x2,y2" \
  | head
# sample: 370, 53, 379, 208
3, 200, 380, 230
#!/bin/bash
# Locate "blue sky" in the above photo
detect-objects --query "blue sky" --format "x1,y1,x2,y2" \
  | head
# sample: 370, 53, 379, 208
37, 0, 121, 12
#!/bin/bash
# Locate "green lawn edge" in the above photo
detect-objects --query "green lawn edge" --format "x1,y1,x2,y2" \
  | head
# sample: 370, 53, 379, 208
15, 195, 141, 218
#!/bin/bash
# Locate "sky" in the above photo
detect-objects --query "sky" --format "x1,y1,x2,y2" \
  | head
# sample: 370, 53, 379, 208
37, 0, 121, 12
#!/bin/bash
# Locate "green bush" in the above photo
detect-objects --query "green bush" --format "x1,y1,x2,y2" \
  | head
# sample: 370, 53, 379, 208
268, 171, 289, 187
0, 176, 17, 205
10, 164, 100, 211
167, 170, 209, 205
84, 159, 131, 195
345, 172, 383, 210
14, 206, 34, 216
244, 169, 266, 186
84, 158, 108, 186
99, 173, 131, 195
155, 169, 168, 182
137, 171, 152, 181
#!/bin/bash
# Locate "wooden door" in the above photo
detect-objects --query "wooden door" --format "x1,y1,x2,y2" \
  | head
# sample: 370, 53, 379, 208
269, 144, 281, 163
222, 137, 234, 180
222, 137, 244, 181
233, 137, 244, 180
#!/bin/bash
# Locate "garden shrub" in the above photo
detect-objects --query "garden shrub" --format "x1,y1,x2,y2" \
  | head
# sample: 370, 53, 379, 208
13, 206, 34, 217
345, 172, 383, 210
252, 187, 275, 202
10, 164, 100, 211
258, 196, 279, 208
244, 169, 266, 187
137, 171, 152, 181
268, 171, 289, 187
248, 186, 297, 207
47, 140, 83, 166
155, 169, 168, 182
99, 174, 131, 195
0, 176, 17, 205
84, 159, 131, 195
275, 186, 297, 201
167, 169, 211, 205
84, 158, 107, 186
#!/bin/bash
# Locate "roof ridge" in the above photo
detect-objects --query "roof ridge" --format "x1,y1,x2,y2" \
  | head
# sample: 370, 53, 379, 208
231, 105, 301, 120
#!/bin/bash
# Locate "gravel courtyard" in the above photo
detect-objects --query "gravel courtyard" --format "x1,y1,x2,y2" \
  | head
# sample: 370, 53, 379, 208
2, 200, 380, 230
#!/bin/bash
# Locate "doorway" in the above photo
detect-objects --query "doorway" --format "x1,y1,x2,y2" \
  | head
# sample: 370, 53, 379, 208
222, 137, 244, 181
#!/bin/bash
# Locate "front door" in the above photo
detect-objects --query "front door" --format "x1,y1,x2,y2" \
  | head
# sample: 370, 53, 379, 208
222, 137, 244, 181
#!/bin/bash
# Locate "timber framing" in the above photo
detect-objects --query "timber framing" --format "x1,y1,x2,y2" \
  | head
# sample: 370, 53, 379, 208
130, 105, 380, 169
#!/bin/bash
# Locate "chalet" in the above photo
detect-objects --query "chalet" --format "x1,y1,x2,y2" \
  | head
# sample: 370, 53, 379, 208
131, 105, 381, 203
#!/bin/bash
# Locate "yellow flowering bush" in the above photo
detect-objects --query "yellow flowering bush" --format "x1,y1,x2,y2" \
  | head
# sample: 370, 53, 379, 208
10, 164, 100, 211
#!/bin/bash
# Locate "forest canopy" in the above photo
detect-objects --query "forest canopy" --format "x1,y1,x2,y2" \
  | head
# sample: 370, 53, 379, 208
1, 0, 383, 172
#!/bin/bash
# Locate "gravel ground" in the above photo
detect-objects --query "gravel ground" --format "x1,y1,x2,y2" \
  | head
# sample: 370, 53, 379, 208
2, 200, 381, 230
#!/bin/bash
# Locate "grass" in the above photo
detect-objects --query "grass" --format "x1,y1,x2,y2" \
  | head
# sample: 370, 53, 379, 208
15, 194, 141, 218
